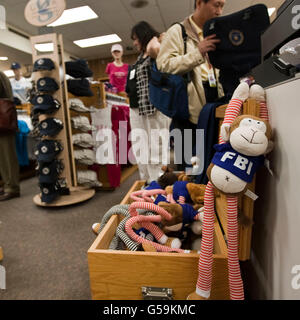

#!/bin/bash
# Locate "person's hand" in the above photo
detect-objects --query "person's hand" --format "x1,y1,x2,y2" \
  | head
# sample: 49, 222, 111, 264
198, 34, 220, 56
146, 36, 161, 59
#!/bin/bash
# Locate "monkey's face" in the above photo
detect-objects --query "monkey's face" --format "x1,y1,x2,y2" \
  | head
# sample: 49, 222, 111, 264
230, 117, 269, 156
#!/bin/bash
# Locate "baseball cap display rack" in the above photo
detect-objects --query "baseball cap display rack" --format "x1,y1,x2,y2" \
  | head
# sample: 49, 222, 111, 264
30, 33, 95, 207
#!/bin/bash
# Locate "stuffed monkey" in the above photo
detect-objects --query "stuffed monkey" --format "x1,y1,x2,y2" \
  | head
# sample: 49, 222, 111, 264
158, 202, 203, 227
188, 82, 272, 300
165, 181, 206, 205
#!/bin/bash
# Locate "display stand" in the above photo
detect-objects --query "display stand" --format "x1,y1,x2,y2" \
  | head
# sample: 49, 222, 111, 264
30, 33, 95, 206
69, 82, 137, 190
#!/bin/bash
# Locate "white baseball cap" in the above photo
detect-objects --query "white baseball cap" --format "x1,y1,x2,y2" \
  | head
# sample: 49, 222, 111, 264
111, 44, 123, 52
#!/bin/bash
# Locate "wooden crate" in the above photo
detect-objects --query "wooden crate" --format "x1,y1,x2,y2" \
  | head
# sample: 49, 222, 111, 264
88, 180, 230, 300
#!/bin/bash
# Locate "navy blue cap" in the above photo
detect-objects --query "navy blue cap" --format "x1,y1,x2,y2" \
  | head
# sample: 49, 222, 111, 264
33, 58, 55, 72
39, 182, 60, 203
32, 94, 61, 114
35, 139, 63, 162
65, 59, 93, 78
38, 118, 63, 137
39, 180, 70, 203
11, 62, 21, 70
67, 78, 94, 97
37, 77, 59, 93
38, 159, 64, 183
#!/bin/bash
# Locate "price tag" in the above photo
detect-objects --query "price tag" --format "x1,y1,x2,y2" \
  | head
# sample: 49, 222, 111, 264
208, 68, 216, 87
129, 68, 136, 80
264, 159, 274, 176
245, 189, 259, 201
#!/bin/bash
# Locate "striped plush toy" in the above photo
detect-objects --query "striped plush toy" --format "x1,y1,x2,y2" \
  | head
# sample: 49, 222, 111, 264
188, 82, 273, 300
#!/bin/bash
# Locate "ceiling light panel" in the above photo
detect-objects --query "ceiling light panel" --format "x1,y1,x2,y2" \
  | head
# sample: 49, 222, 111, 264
74, 34, 122, 48
47, 6, 98, 27
34, 43, 54, 52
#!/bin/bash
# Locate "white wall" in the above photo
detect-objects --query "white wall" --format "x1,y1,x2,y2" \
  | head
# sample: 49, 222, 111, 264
248, 77, 300, 299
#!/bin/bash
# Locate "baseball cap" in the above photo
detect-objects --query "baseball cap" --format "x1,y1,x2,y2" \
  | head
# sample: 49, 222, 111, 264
67, 78, 93, 97
11, 62, 21, 70
71, 115, 95, 132
39, 182, 60, 203
35, 139, 63, 162
65, 59, 93, 78
32, 94, 61, 115
37, 77, 59, 93
33, 58, 55, 72
69, 98, 93, 113
72, 133, 95, 148
111, 44, 123, 52
37, 159, 64, 183
38, 118, 63, 137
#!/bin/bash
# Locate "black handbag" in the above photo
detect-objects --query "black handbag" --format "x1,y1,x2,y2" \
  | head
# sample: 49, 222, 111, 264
0, 99, 17, 133
148, 23, 190, 121
125, 63, 139, 109
203, 4, 270, 95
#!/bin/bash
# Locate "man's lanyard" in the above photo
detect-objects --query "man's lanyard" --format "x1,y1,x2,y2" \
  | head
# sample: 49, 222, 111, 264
188, 18, 217, 88
205, 54, 217, 88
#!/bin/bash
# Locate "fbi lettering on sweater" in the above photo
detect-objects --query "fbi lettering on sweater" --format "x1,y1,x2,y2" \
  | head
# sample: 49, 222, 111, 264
220, 151, 258, 179
212, 143, 264, 183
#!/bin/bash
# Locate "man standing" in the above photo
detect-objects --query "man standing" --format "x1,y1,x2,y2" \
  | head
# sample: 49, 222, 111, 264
0, 71, 20, 201
9, 62, 32, 105
156, 0, 226, 170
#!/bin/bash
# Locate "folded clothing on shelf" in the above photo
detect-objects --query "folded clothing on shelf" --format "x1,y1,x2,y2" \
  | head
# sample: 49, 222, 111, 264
72, 133, 95, 148
67, 78, 93, 97
65, 59, 93, 78
74, 149, 96, 165
71, 115, 95, 132
77, 170, 102, 187
69, 98, 93, 113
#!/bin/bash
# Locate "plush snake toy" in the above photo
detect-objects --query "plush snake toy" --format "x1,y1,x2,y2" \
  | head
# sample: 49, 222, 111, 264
125, 201, 190, 253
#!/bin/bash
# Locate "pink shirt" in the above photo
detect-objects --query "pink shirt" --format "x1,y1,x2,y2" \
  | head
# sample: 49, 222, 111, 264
105, 62, 129, 92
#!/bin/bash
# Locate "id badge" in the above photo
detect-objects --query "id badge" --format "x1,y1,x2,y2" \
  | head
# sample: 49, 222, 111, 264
129, 68, 136, 80
208, 69, 216, 87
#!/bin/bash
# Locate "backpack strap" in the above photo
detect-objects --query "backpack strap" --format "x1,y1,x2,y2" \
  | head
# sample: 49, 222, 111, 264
177, 23, 188, 54
177, 23, 191, 84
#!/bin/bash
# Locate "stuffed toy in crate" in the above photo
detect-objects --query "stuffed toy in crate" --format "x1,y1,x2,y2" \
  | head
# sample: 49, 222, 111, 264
188, 82, 273, 300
